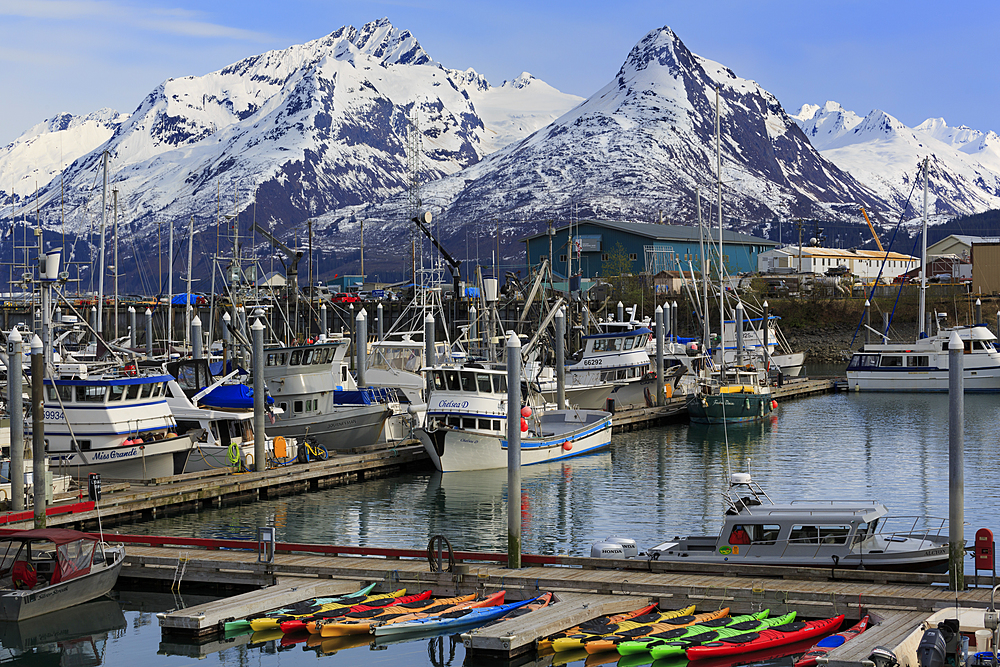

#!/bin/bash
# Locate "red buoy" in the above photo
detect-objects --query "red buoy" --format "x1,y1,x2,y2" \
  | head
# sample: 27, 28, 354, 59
562, 442, 572, 451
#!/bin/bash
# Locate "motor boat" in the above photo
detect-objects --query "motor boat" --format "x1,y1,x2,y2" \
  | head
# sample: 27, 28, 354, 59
647, 472, 951, 572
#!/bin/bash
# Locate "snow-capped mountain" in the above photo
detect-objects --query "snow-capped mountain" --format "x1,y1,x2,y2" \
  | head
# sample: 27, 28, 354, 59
792, 103, 1000, 217
0, 108, 128, 203
315, 26, 891, 263
0, 18, 581, 245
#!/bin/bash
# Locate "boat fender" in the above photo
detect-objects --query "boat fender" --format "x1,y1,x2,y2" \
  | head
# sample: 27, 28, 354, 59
562, 442, 572, 451
520, 418, 528, 432
771, 400, 778, 410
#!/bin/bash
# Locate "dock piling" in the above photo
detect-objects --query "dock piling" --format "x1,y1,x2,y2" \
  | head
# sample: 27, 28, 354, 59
948, 330, 965, 591
506, 332, 522, 569
129, 306, 136, 349
8, 329, 23, 511
192, 316, 203, 359
736, 302, 744, 366
145, 308, 153, 358
655, 305, 665, 406
555, 307, 565, 409
30, 335, 44, 528
252, 318, 265, 473
356, 309, 367, 388
424, 314, 435, 393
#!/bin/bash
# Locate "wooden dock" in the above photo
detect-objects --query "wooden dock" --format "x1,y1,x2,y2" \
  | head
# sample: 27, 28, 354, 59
121, 534, 989, 663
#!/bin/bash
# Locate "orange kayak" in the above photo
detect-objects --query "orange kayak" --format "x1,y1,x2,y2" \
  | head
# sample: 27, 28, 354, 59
314, 593, 477, 636
343, 590, 506, 637
584, 608, 730, 654
537, 601, 658, 651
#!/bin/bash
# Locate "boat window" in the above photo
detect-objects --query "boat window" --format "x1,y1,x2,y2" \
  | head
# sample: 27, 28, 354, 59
445, 371, 460, 391
847, 354, 880, 370
294, 400, 303, 413
303, 349, 315, 365
76, 386, 107, 403
728, 525, 751, 545
460, 371, 477, 392
879, 356, 903, 367
616, 369, 627, 380
290, 350, 302, 365
491, 375, 507, 393
593, 339, 608, 352
323, 348, 334, 363
610, 338, 623, 351
140, 384, 153, 399
341, 366, 348, 382
477, 374, 492, 393
601, 371, 612, 382
789, 525, 820, 544
78, 439, 91, 451
749, 524, 781, 545
478, 418, 492, 429
110, 385, 126, 402
624, 337, 636, 350
462, 417, 477, 429
127, 384, 140, 400
818, 525, 851, 545
175, 365, 199, 391
907, 356, 929, 367
973, 341, 985, 351
493, 419, 501, 430
279, 402, 287, 413
266, 353, 279, 366
433, 371, 446, 390
277, 353, 287, 365
448, 417, 461, 427
48, 385, 73, 403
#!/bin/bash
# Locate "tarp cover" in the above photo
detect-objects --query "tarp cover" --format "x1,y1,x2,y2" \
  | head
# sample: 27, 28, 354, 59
0, 529, 97, 546
200, 384, 273, 410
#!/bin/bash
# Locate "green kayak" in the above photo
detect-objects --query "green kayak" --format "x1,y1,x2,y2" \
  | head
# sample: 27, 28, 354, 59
616, 610, 770, 656
648, 611, 797, 660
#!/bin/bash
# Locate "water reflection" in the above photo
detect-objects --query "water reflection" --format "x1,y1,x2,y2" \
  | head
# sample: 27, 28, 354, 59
0, 600, 126, 666
118, 393, 1000, 567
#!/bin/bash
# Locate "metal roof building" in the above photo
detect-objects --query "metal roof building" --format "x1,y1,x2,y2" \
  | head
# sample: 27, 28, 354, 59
522, 220, 777, 279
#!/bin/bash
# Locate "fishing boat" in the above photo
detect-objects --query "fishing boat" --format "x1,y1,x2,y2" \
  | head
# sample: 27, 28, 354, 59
36, 364, 196, 480
685, 364, 774, 425
0, 529, 124, 621
260, 337, 393, 451
647, 472, 951, 572
416, 362, 612, 472
846, 158, 1000, 392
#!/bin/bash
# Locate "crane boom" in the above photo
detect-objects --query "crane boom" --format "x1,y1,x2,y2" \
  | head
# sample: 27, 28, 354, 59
412, 213, 462, 297
253, 224, 304, 275
860, 207, 885, 253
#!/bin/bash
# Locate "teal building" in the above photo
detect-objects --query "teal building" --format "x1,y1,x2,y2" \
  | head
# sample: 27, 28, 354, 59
522, 220, 778, 279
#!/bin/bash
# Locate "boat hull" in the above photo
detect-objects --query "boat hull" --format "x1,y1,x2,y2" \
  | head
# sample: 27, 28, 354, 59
418, 410, 613, 472
539, 383, 616, 410
686, 392, 773, 424
269, 405, 391, 451
48, 435, 194, 480
0, 548, 123, 622
847, 368, 1000, 392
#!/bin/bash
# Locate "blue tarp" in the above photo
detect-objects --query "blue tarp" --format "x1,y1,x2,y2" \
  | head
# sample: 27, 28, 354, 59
208, 360, 247, 376
200, 384, 273, 410
171, 293, 204, 305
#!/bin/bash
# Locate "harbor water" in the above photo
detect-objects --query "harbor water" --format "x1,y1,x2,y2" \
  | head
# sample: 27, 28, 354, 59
5, 389, 1000, 666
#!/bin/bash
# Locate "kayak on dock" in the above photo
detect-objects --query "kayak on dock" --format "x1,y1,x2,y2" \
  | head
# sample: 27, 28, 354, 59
794, 615, 868, 667
247, 588, 407, 632
538, 602, 658, 651
278, 590, 432, 633
584, 607, 731, 654
686, 615, 844, 661
312, 592, 476, 636
615, 609, 765, 656
371, 594, 537, 637
648, 612, 797, 660
551, 605, 696, 652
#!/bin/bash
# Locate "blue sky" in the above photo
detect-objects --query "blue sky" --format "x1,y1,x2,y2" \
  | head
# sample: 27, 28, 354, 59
0, 0, 997, 146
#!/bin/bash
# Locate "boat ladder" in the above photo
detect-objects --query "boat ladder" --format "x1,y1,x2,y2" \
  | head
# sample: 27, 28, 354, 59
171, 552, 189, 592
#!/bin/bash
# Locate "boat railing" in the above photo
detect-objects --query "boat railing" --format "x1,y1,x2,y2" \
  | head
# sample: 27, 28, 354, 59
874, 515, 948, 540
788, 499, 882, 507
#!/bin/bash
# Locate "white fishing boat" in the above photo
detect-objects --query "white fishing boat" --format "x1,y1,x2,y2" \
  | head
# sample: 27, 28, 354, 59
647, 472, 951, 572
416, 363, 612, 472
0, 529, 124, 621
261, 338, 392, 451
845, 158, 1000, 392
36, 364, 196, 480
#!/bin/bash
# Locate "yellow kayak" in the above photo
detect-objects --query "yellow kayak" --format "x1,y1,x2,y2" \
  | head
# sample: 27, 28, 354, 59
551, 605, 696, 652
247, 588, 406, 632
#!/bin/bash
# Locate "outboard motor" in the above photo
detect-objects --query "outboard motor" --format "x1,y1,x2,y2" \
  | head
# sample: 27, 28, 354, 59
869, 646, 899, 667
917, 620, 959, 667
590, 536, 638, 559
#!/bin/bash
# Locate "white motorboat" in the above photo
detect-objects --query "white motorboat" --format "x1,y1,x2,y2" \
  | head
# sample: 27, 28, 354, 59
36, 364, 195, 480
416, 363, 612, 472
0, 529, 124, 621
647, 472, 951, 572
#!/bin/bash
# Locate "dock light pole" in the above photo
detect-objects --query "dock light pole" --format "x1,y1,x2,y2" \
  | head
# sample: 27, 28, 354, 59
145, 308, 153, 358
555, 307, 566, 409
30, 335, 45, 528
506, 332, 522, 569
192, 316, 203, 359
129, 306, 136, 349
655, 306, 665, 406
252, 318, 265, 473
8, 330, 23, 511
356, 309, 367, 388
948, 331, 965, 590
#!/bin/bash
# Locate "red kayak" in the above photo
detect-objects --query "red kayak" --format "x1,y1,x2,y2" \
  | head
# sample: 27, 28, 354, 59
686, 615, 845, 661
794, 615, 869, 667
694, 636, 827, 667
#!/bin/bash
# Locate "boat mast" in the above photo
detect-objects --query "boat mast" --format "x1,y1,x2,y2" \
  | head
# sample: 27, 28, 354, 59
186, 214, 194, 352
918, 157, 929, 338
716, 87, 725, 375
698, 186, 708, 361
168, 216, 174, 352
113, 187, 119, 339
97, 150, 108, 334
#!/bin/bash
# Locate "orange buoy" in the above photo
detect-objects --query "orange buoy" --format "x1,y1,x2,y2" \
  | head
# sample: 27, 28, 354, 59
520, 406, 532, 418
770, 400, 778, 410
562, 442, 572, 451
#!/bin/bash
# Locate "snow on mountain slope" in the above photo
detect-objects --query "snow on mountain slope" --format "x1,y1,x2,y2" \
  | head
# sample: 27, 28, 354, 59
448, 69, 585, 152
0, 109, 127, 202
792, 103, 1000, 217
319, 25, 888, 256
0, 18, 580, 249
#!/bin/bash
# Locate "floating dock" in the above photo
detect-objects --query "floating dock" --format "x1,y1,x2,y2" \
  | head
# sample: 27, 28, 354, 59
114, 533, 990, 663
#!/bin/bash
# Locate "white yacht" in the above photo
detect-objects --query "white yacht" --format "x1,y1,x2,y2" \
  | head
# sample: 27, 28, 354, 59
416, 363, 612, 472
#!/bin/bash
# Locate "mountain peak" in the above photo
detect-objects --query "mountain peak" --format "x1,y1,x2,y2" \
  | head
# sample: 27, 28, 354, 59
617, 26, 698, 79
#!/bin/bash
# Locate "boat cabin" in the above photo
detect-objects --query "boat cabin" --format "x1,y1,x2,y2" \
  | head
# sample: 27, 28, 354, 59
0, 529, 102, 591
425, 365, 510, 434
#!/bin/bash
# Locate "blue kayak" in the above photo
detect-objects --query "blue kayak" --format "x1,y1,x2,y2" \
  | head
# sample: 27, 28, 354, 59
371, 596, 538, 637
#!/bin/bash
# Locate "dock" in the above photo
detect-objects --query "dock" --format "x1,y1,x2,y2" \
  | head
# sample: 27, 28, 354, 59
119, 534, 988, 663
